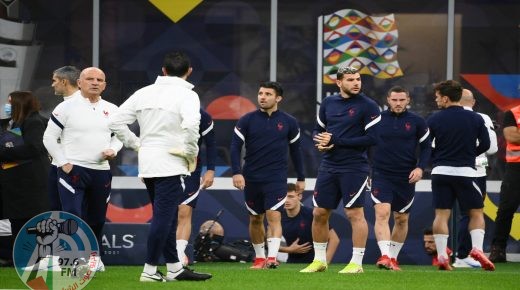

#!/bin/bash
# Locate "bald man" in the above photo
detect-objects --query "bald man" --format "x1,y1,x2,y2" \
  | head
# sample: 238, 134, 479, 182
43, 67, 123, 272
453, 89, 497, 268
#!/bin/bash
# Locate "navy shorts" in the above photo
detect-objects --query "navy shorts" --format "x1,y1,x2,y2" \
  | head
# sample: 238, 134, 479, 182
244, 181, 286, 215
314, 171, 368, 209
431, 174, 484, 211
475, 176, 487, 200
179, 170, 202, 208
57, 165, 112, 224
371, 171, 415, 213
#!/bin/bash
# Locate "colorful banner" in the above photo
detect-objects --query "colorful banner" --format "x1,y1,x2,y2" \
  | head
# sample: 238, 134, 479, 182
322, 9, 403, 83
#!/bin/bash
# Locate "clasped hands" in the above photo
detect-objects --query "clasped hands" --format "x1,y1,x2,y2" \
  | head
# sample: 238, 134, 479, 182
313, 132, 334, 152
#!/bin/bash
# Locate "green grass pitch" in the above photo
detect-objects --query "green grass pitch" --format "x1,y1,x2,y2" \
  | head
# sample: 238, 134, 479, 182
1, 262, 519, 290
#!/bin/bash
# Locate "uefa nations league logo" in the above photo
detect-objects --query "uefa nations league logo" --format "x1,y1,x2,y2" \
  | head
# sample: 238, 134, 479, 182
13, 211, 99, 290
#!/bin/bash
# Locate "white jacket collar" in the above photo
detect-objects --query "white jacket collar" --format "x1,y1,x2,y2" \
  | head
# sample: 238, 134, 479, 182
155, 76, 194, 90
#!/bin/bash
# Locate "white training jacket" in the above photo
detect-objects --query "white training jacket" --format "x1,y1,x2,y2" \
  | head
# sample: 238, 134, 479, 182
43, 94, 123, 170
108, 76, 200, 178
50, 90, 82, 166
463, 106, 498, 177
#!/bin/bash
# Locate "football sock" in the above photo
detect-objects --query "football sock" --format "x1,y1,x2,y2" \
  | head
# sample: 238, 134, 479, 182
389, 241, 404, 259
176, 239, 188, 264
378, 240, 391, 256
253, 242, 266, 259
350, 247, 365, 265
143, 263, 157, 275
166, 262, 183, 273
313, 242, 328, 263
433, 234, 449, 259
470, 229, 485, 251
267, 238, 281, 258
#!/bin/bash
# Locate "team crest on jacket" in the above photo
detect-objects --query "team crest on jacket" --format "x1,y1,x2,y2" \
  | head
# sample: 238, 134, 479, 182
405, 122, 411, 131
300, 221, 306, 230
348, 108, 356, 117
71, 174, 80, 184
103, 110, 109, 117
277, 122, 283, 131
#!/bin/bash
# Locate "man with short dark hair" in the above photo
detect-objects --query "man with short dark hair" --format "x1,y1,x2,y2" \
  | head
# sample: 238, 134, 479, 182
109, 51, 211, 282
301, 66, 380, 274
371, 86, 431, 271
427, 80, 494, 271
48, 66, 81, 211
231, 81, 306, 270
423, 227, 452, 266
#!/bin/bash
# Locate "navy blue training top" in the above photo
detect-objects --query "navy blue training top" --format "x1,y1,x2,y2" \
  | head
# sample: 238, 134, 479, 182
427, 106, 490, 168
195, 109, 217, 173
313, 93, 381, 173
372, 110, 431, 176
230, 109, 305, 182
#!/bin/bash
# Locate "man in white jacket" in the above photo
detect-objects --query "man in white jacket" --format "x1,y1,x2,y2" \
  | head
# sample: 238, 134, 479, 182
453, 88, 498, 268
109, 51, 211, 282
43, 67, 123, 272
48, 65, 81, 211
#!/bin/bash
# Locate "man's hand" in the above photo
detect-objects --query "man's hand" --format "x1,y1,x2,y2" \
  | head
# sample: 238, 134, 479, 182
168, 147, 197, 172
313, 132, 332, 146
232, 174, 245, 190
61, 163, 73, 174
285, 238, 312, 254
314, 132, 334, 152
316, 143, 334, 152
102, 149, 116, 160
201, 170, 215, 189
295, 181, 306, 194
408, 168, 423, 184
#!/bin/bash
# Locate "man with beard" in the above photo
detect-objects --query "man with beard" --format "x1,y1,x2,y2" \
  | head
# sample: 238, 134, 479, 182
423, 227, 452, 266
370, 86, 431, 271
301, 66, 380, 274
231, 81, 306, 269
